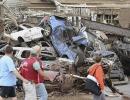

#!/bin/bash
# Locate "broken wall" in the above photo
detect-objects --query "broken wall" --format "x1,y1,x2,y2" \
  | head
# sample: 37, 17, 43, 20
119, 8, 130, 28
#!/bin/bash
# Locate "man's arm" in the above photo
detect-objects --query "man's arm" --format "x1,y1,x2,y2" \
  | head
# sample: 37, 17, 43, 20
13, 69, 29, 83
7, 58, 29, 83
95, 66, 105, 91
33, 61, 44, 77
37, 69, 45, 77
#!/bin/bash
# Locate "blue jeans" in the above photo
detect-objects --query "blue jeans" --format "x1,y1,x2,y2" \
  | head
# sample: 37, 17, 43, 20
36, 83, 48, 100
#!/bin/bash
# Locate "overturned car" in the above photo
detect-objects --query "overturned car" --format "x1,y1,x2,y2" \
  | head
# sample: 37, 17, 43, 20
4, 24, 45, 45
39, 15, 93, 67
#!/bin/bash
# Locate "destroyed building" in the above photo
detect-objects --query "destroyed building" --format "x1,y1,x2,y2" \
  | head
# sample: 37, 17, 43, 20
21, 0, 130, 28
25, 0, 56, 11
0, 0, 128, 28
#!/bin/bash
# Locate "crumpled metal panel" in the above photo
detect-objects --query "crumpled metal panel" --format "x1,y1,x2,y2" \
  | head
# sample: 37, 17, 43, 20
82, 19, 130, 37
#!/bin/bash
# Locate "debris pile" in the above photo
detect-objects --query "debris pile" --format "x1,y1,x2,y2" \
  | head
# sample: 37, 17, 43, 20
0, 14, 129, 94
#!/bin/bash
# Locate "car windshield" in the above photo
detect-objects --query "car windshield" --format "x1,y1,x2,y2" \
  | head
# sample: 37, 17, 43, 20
21, 50, 30, 58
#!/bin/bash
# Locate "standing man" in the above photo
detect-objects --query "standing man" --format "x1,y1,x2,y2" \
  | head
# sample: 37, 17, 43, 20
0, 45, 29, 100
87, 55, 106, 100
20, 45, 48, 100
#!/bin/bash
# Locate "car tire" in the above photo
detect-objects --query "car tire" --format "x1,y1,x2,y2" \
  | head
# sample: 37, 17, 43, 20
42, 24, 52, 37
18, 37, 24, 43
62, 55, 69, 59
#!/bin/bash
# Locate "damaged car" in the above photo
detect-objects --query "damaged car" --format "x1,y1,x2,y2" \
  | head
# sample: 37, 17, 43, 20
4, 24, 45, 43
112, 39, 130, 74
39, 15, 93, 67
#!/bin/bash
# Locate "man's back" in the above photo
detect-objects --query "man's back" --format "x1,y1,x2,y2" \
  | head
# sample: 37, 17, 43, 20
20, 57, 43, 84
0, 55, 16, 86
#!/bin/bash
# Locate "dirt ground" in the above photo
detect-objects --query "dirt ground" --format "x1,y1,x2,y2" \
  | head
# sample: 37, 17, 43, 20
5, 91, 127, 100
15, 93, 127, 100
48, 95, 92, 100
15, 93, 128, 100
16, 93, 92, 100
5, 77, 130, 100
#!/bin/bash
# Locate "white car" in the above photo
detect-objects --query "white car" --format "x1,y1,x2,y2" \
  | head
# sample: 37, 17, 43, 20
4, 24, 44, 43
12, 46, 56, 60
12, 47, 57, 69
13, 47, 32, 60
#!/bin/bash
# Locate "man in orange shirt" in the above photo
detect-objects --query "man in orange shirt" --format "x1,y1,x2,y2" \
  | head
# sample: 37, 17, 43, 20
88, 55, 106, 100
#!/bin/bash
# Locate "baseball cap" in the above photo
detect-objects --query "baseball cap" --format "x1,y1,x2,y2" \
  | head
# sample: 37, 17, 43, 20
31, 45, 42, 55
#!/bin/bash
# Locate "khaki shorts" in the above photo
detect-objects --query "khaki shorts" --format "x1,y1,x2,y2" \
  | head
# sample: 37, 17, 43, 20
23, 82, 37, 100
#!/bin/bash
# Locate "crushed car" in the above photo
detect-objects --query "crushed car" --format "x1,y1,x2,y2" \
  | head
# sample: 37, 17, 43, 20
0, 41, 57, 66
4, 24, 45, 44
39, 16, 128, 83
112, 39, 130, 75
39, 15, 93, 67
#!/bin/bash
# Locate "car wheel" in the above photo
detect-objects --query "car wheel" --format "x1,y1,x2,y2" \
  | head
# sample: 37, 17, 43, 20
42, 24, 52, 37
62, 55, 69, 59
18, 37, 24, 43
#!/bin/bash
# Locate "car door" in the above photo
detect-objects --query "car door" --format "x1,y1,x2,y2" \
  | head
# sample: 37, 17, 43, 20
23, 29, 33, 42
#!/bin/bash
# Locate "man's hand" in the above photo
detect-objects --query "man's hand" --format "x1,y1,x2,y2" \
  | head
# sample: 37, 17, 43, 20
13, 69, 29, 84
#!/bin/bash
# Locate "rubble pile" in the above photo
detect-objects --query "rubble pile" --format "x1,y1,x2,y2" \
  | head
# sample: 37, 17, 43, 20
0, 15, 129, 94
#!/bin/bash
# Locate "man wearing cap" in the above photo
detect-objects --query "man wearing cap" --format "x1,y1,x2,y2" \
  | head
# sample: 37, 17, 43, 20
20, 45, 48, 100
